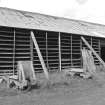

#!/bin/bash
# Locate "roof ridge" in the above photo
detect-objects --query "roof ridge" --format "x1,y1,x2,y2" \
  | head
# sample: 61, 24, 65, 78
0, 7, 105, 27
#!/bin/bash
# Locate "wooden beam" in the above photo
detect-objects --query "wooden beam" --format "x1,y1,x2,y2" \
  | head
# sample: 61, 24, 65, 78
45, 32, 49, 71
13, 28, 16, 75
81, 36, 105, 68
80, 37, 82, 68
31, 31, 49, 80
71, 35, 73, 67
30, 35, 33, 63
18, 61, 26, 82
59, 32, 61, 71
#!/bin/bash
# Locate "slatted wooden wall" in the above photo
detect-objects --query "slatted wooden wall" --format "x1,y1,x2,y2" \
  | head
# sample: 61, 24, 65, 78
0, 27, 31, 75
0, 26, 101, 75
33, 31, 46, 72
32, 31, 100, 71
61, 33, 71, 69
71, 35, 81, 68
0, 27, 14, 75
61, 33, 82, 69
82, 36, 100, 65
15, 29, 30, 73
47, 32, 59, 71
32, 31, 59, 72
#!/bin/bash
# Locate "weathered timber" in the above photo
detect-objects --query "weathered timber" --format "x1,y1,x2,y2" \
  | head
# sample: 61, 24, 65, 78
81, 36, 105, 68
59, 32, 61, 71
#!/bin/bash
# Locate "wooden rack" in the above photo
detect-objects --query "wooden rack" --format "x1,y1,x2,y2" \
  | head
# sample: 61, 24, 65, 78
0, 26, 102, 75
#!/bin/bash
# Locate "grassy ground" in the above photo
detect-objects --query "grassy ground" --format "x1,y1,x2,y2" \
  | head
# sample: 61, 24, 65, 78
1, 71, 105, 105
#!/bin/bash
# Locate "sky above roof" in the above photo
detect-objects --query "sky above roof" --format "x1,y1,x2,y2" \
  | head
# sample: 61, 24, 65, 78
0, 0, 105, 25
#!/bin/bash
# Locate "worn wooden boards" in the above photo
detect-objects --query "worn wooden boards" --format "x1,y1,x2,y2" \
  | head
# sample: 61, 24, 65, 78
0, 27, 101, 75
81, 48, 96, 76
81, 36, 105, 69
17, 61, 36, 84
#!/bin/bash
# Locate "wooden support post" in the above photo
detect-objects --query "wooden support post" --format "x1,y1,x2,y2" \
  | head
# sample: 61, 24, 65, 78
31, 31, 49, 80
46, 32, 49, 71
30, 35, 34, 79
80, 37, 82, 68
30, 35, 33, 64
71, 35, 73, 67
91, 37, 92, 47
17, 61, 36, 89
13, 28, 16, 75
59, 32, 61, 71
81, 36, 105, 68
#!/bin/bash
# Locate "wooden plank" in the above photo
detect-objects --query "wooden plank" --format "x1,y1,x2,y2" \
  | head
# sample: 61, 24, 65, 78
71, 35, 73, 67
17, 61, 25, 82
30, 35, 33, 65
87, 50, 96, 74
80, 38, 82, 68
81, 48, 86, 73
58, 32, 62, 71
23, 61, 36, 81
17, 61, 36, 88
31, 31, 49, 80
45, 32, 49, 71
81, 36, 105, 68
13, 29, 16, 75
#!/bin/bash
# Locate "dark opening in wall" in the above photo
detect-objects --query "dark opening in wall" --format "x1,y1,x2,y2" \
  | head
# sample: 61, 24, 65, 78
100, 39, 105, 62
101, 47, 105, 62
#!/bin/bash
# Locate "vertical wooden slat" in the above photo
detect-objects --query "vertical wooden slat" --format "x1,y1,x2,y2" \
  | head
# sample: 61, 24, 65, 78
58, 32, 61, 71
91, 37, 92, 46
80, 36, 82, 68
13, 28, 15, 75
71, 35, 72, 67
46, 32, 49, 71
99, 39, 101, 65
30, 35, 33, 63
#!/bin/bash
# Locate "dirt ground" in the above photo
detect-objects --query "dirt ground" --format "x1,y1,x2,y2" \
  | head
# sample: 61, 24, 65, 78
1, 71, 105, 105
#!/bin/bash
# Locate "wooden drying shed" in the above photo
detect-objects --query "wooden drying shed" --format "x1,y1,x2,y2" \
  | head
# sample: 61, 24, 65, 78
0, 7, 105, 76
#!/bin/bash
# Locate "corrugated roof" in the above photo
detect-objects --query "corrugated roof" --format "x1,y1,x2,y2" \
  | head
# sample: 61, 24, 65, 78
0, 7, 105, 38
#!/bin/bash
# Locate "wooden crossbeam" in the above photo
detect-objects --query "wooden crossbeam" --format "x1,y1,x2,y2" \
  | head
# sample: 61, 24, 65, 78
81, 36, 105, 68
31, 31, 49, 80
